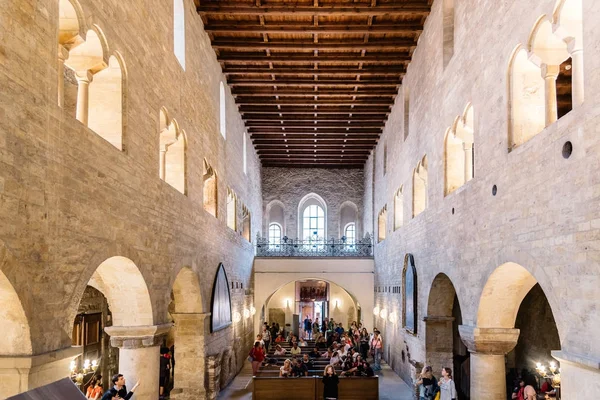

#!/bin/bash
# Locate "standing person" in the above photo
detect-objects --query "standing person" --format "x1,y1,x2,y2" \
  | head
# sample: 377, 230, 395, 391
322, 317, 329, 339
370, 329, 383, 371
262, 325, 271, 352
416, 366, 437, 400
100, 374, 140, 400
322, 365, 339, 400
438, 367, 457, 400
159, 347, 171, 399
86, 376, 103, 400
312, 318, 320, 340
359, 328, 370, 360
249, 342, 266, 375
303, 315, 312, 340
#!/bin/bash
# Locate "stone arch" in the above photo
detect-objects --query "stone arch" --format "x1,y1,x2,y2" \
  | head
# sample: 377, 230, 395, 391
64, 25, 109, 74
477, 262, 559, 331
58, 0, 87, 49
88, 52, 127, 150
338, 201, 358, 239
507, 44, 545, 150
297, 192, 328, 239
85, 256, 154, 327
412, 155, 428, 217
0, 269, 32, 356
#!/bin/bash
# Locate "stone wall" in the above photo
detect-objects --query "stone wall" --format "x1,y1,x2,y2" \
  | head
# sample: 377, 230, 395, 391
262, 167, 364, 239
0, 0, 260, 396
366, 0, 600, 393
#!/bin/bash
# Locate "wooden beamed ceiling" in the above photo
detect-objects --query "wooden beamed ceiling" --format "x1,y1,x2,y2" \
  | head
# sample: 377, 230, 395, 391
198, 0, 433, 168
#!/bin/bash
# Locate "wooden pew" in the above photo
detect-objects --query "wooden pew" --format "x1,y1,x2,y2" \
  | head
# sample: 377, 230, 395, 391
253, 376, 379, 400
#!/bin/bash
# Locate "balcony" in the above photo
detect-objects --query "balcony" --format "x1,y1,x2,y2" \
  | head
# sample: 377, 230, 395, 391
255, 233, 373, 257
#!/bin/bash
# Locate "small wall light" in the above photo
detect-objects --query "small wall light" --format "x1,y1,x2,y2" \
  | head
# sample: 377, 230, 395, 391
373, 306, 380, 315
379, 308, 388, 320
250, 306, 256, 316
243, 309, 251, 319
233, 311, 242, 323
388, 311, 397, 324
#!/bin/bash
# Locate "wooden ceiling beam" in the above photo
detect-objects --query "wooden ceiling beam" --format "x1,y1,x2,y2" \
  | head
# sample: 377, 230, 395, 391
198, 4, 431, 16
251, 134, 379, 139
245, 116, 385, 121
262, 163, 365, 168
246, 121, 384, 127
224, 68, 404, 76
239, 107, 391, 114
212, 41, 415, 51
217, 54, 410, 63
253, 139, 377, 144
205, 24, 423, 34
229, 80, 400, 87
248, 128, 381, 133
233, 91, 397, 97
237, 99, 393, 106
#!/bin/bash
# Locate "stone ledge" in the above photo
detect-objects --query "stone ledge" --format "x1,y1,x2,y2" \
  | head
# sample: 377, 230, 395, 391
552, 350, 600, 371
458, 325, 520, 355
0, 346, 81, 369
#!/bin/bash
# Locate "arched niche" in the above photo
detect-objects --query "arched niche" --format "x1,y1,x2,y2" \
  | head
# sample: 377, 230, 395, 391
266, 200, 286, 237
412, 155, 428, 217
210, 263, 232, 333
338, 201, 358, 239
203, 159, 218, 218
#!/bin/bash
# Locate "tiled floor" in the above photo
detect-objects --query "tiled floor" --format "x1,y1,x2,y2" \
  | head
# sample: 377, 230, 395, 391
218, 361, 414, 399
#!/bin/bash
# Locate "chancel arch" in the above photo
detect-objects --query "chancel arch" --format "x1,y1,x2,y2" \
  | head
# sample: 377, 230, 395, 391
297, 193, 327, 240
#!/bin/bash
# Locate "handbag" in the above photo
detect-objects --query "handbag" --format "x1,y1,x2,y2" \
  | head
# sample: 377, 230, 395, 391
434, 392, 441, 400
247, 349, 254, 363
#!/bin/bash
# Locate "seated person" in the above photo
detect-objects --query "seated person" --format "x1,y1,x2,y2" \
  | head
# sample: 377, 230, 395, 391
309, 347, 321, 358
340, 355, 354, 375
290, 342, 302, 355
337, 344, 349, 359
291, 357, 308, 377
298, 337, 307, 347
275, 333, 285, 343
360, 361, 375, 377
335, 323, 345, 336
273, 344, 287, 356
302, 354, 314, 371
316, 336, 328, 349
288, 334, 297, 345
279, 359, 292, 377
321, 348, 334, 359
329, 350, 341, 366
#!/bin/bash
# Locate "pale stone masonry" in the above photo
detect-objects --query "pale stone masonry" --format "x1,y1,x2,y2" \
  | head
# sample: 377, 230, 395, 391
366, 0, 600, 398
0, 0, 260, 398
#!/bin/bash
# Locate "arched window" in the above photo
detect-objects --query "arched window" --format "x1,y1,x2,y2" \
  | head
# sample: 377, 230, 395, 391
227, 188, 237, 231
339, 201, 358, 239
220, 82, 226, 139
267, 200, 285, 237
269, 223, 282, 245
413, 155, 428, 217
242, 205, 251, 242
394, 186, 404, 230
298, 193, 327, 240
444, 104, 474, 195
303, 205, 325, 241
203, 159, 218, 217
344, 223, 356, 245
378, 206, 387, 243
403, 254, 417, 334
173, 0, 185, 69
159, 109, 187, 194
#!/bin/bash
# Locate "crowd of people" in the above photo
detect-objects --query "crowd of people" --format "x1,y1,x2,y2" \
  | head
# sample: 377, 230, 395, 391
250, 318, 385, 399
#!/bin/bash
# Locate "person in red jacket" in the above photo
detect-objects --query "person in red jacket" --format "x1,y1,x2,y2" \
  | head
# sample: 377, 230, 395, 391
249, 342, 265, 375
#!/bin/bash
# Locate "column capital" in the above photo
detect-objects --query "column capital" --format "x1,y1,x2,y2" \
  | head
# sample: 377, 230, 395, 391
75, 70, 93, 83
458, 325, 519, 355
57, 45, 69, 61
105, 323, 172, 349
541, 64, 560, 79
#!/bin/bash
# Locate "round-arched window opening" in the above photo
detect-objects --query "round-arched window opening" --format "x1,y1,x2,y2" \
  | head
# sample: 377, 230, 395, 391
492, 185, 497, 196
562, 141, 573, 159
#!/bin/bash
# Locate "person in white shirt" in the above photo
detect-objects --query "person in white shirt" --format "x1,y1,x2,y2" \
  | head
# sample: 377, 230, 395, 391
273, 345, 287, 356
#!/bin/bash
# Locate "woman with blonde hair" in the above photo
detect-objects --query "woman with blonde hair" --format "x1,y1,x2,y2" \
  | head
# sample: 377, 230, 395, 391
322, 365, 339, 400
279, 359, 292, 377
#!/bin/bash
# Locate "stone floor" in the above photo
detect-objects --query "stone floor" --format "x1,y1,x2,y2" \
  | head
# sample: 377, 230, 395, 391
218, 361, 414, 400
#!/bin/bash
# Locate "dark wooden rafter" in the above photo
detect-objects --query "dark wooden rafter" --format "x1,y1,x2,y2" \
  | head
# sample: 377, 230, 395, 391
198, 0, 432, 167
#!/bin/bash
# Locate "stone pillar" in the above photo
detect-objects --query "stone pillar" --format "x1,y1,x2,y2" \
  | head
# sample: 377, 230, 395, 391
459, 326, 519, 399
105, 324, 172, 400
159, 147, 168, 180
169, 313, 209, 400
205, 354, 222, 400
75, 70, 93, 125
57, 45, 69, 108
0, 347, 81, 399
424, 316, 454, 373
569, 46, 584, 107
463, 142, 473, 182
541, 64, 560, 126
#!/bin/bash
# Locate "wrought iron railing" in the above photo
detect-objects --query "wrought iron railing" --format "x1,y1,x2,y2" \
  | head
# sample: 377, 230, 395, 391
255, 233, 373, 257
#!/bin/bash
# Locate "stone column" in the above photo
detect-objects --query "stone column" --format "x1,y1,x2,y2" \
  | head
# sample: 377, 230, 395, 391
57, 45, 69, 108
169, 312, 209, 400
159, 147, 168, 180
463, 142, 473, 182
569, 45, 584, 107
105, 324, 172, 400
0, 347, 81, 399
541, 64, 560, 126
459, 326, 519, 399
75, 70, 93, 125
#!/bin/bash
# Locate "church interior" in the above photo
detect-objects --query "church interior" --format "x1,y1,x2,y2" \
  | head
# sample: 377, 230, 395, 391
1, 0, 599, 399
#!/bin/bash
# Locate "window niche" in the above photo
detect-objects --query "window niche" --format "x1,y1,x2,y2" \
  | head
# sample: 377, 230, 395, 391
394, 186, 404, 230
444, 103, 474, 195
377, 205, 387, 243
203, 159, 218, 218
413, 155, 428, 217
226, 188, 237, 231
159, 108, 187, 194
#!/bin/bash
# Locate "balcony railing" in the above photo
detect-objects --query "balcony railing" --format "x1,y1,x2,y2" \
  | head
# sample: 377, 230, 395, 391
255, 233, 373, 257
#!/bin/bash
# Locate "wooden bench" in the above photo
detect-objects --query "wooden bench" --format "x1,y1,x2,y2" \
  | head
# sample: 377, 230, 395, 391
253, 376, 379, 400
